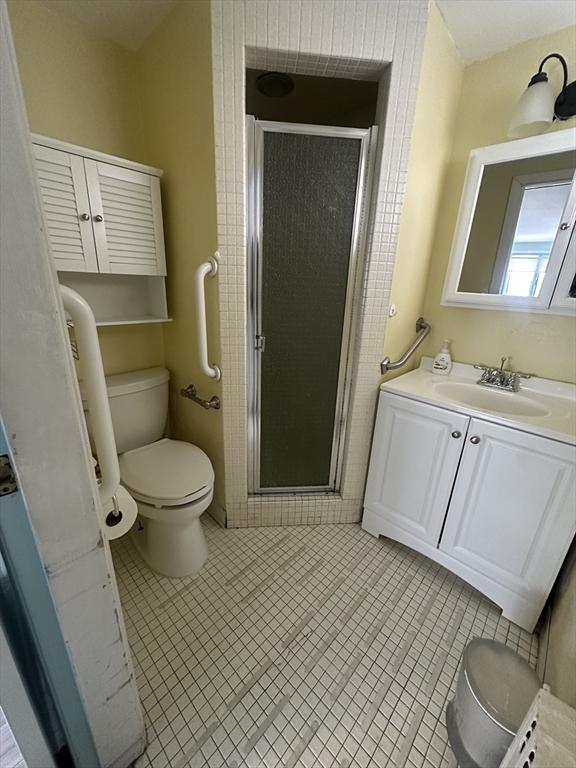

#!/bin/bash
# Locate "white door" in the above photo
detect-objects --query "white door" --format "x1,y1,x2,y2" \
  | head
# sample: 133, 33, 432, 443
363, 392, 469, 549
32, 144, 99, 272
85, 160, 166, 276
440, 418, 576, 599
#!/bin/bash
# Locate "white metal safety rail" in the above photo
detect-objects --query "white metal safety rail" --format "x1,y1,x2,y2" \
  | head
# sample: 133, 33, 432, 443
60, 285, 120, 507
194, 252, 221, 381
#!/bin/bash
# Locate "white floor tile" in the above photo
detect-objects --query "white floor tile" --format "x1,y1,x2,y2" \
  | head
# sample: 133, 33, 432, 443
112, 518, 538, 768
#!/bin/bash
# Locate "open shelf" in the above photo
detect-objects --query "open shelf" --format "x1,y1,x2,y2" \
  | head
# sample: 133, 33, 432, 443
59, 272, 169, 326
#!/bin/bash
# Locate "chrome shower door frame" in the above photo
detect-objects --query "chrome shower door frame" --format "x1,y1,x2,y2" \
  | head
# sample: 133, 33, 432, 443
247, 117, 375, 494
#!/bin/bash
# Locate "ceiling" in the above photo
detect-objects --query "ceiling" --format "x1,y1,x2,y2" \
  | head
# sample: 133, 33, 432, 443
41, 0, 575, 59
42, 0, 177, 51
436, 0, 576, 64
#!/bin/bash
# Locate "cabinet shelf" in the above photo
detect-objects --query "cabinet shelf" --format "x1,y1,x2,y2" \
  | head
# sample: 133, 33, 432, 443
95, 317, 172, 327
59, 272, 169, 327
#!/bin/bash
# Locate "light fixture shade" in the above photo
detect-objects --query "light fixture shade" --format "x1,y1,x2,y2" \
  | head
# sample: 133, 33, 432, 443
508, 79, 555, 139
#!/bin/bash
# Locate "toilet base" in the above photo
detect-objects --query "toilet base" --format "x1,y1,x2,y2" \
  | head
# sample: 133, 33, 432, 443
130, 494, 211, 578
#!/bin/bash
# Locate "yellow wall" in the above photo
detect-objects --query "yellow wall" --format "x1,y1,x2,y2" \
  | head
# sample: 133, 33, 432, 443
420, 24, 576, 383
137, 1, 225, 509
7, 0, 165, 374
383, 3, 464, 380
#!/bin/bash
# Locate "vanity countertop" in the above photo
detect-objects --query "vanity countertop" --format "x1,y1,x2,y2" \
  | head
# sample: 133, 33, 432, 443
381, 358, 576, 446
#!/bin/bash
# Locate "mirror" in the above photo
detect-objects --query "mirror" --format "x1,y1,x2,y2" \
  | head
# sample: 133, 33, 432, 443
443, 130, 576, 314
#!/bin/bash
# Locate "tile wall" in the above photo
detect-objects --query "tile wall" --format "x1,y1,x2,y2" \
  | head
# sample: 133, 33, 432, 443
210, 0, 429, 527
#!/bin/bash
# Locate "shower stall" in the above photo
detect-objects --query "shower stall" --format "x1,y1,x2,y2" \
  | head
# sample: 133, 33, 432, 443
247, 118, 375, 494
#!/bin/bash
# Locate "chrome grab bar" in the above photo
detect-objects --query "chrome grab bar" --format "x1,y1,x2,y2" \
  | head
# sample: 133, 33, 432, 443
180, 384, 221, 410
380, 317, 431, 373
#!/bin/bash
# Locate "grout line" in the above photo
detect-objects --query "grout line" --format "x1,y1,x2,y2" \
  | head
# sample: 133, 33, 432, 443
394, 703, 425, 767
172, 720, 219, 768
362, 630, 417, 731
242, 693, 292, 755
240, 544, 308, 603
416, 590, 439, 626
339, 587, 370, 625
330, 649, 365, 702
226, 656, 275, 711
225, 533, 292, 586
367, 558, 393, 588
282, 720, 320, 768
362, 672, 393, 730
293, 557, 324, 587
282, 608, 318, 649
305, 626, 340, 672
443, 607, 465, 650
424, 649, 448, 699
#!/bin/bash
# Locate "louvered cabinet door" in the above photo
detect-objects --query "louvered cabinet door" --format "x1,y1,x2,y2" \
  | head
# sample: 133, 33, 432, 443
84, 160, 166, 276
33, 145, 98, 272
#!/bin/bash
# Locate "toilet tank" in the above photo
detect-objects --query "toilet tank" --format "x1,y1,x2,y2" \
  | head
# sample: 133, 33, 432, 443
83, 368, 170, 454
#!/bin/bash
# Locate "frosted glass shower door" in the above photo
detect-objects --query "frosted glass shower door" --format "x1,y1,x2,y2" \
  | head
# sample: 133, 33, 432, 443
248, 120, 373, 492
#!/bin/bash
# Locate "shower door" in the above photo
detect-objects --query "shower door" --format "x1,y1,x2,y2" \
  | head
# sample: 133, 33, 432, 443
247, 119, 374, 493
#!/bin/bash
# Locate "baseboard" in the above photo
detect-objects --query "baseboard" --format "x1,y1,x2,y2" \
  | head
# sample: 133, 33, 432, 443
207, 501, 226, 528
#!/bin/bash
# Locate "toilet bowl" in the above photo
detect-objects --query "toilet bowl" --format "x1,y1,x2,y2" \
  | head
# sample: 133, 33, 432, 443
82, 367, 215, 578
119, 438, 214, 577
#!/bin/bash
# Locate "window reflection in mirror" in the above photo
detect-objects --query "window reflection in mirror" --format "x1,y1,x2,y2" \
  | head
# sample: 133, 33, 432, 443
457, 151, 575, 297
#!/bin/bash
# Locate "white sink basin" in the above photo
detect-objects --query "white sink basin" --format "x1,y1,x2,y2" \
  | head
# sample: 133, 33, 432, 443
433, 381, 551, 417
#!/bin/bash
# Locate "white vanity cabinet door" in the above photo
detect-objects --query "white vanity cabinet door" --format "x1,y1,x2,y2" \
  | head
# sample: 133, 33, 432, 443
440, 419, 576, 613
363, 393, 470, 550
32, 145, 99, 272
84, 160, 166, 276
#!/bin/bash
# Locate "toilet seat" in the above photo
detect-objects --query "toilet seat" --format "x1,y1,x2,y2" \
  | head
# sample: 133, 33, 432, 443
119, 438, 214, 507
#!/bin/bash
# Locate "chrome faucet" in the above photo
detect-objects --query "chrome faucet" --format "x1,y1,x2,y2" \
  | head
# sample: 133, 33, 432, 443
473, 357, 532, 393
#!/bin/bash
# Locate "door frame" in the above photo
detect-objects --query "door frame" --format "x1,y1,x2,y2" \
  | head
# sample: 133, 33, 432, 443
246, 118, 375, 494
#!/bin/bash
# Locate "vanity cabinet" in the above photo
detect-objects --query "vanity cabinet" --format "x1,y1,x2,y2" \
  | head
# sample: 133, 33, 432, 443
363, 392, 576, 631
32, 136, 169, 325
364, 395, 469, 547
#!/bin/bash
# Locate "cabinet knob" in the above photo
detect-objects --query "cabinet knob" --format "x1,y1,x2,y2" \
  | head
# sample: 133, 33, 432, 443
79, 213, 90, 221
451, 431, 462, 439
93, 214, 104, 223
470, 435, 481, 444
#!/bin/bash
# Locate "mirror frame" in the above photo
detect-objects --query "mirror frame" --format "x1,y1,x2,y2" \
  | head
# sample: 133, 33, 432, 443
442, 128, 576, 314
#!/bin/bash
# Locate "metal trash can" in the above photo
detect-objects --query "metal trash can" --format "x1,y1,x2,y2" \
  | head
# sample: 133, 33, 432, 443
446, 639, 541, 768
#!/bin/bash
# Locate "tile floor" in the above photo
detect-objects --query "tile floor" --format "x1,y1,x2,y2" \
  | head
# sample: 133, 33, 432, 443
112, 517, 539, 768
0, 708, 26, 768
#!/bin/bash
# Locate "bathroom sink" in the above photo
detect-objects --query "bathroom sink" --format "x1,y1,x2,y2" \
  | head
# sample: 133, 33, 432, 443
433, 382, 551, 417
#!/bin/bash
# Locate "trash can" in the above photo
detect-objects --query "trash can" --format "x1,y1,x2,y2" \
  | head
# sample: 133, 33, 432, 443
446, 639, 541, 768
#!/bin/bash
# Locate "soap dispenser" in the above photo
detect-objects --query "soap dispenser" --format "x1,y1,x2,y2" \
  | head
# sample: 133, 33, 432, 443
432, 339, 453, 375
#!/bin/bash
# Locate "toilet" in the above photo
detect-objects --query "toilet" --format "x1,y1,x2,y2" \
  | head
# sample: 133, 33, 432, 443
84, 367, 214, 578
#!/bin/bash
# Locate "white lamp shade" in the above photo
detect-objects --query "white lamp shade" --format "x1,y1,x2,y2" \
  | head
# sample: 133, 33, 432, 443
508, 79, 555, 139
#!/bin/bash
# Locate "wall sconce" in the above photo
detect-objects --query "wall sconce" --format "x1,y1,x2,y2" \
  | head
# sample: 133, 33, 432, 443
508, 53, 576, 139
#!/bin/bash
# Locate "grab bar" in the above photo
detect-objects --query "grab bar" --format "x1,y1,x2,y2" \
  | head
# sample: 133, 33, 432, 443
180, 384, 221, 410
60, 286, 120, 507
194, 253, 221, 381
380, 317, 431, 373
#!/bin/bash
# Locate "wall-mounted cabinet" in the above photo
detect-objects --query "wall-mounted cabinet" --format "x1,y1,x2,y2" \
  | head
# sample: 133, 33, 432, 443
441, 129, 576, 315
32, 135, 170, 325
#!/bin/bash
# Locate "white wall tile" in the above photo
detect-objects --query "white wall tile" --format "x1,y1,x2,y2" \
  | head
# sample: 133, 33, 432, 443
211, 0, 428, 528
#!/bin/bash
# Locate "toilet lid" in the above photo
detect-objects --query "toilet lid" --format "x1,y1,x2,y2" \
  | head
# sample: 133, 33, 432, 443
119, 439, 214, 502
